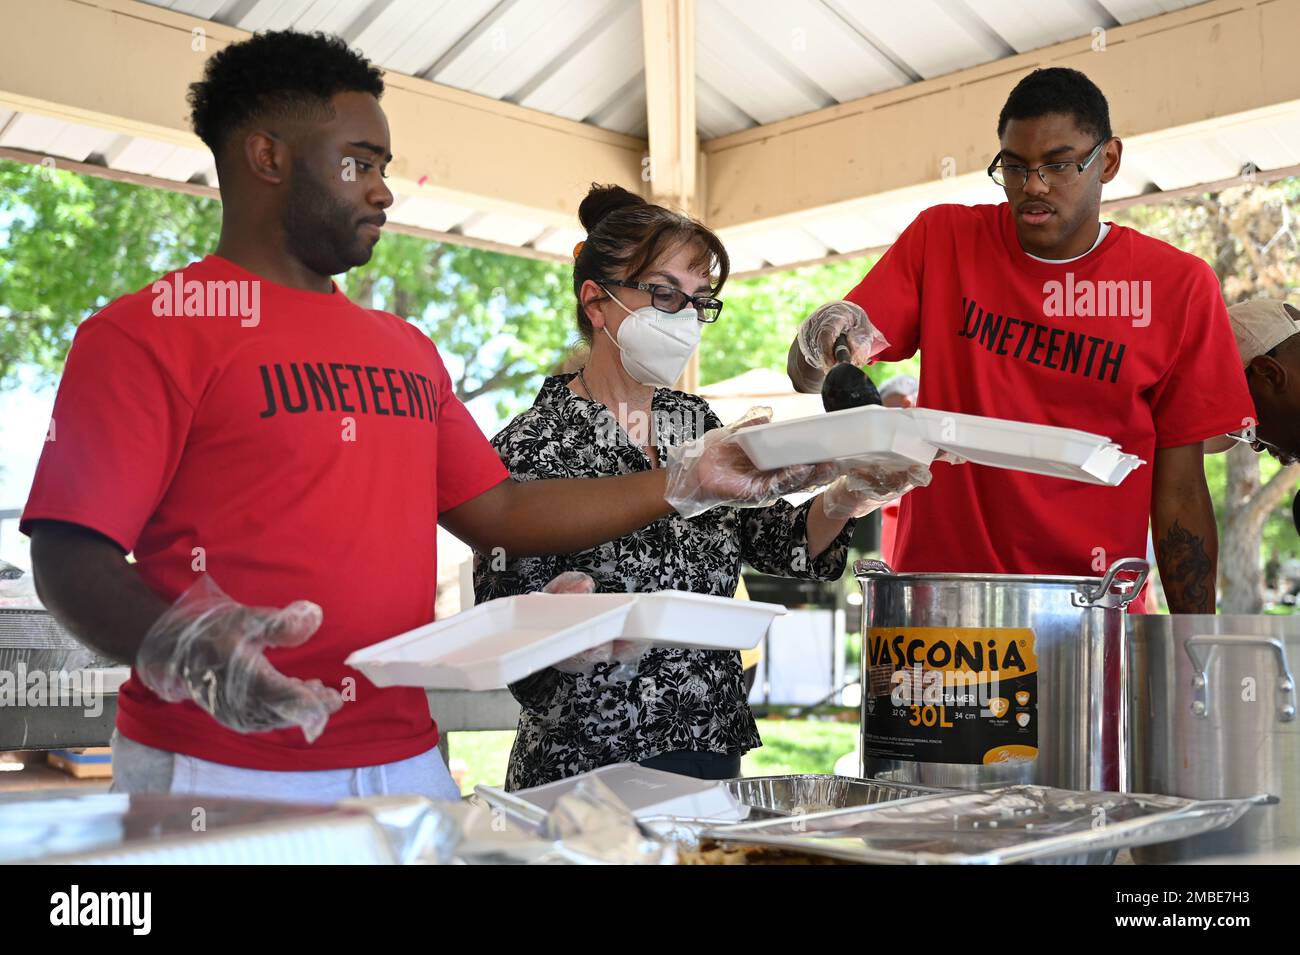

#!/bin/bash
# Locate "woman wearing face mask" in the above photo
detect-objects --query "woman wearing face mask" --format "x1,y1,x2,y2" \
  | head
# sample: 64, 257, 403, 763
474, 184, 930, 790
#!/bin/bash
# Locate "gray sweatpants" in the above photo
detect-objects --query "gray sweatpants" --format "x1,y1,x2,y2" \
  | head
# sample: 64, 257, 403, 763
109, 731, 462, 803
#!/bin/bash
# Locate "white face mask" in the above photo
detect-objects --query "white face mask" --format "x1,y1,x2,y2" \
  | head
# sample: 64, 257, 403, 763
601, 290, 702, 388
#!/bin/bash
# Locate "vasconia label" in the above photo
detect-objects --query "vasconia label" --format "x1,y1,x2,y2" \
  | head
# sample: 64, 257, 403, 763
863, 626, 1038, 765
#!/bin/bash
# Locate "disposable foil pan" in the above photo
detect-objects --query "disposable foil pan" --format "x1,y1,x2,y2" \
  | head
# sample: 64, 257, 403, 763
641, 775, 953, 852
10, 792, 493, 865
696, 785, 1268, 865
722, 774, 948, 815
0, 608, 116, 671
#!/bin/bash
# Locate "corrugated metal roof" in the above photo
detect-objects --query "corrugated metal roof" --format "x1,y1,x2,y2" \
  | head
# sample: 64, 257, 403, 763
8, 0, 1293, 273
140, 0, 1209, 139
0, 109, 217, 184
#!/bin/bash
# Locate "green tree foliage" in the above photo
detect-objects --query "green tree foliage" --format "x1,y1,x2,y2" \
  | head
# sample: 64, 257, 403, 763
342, 235, 578, 419
0, 159, 221, 389
707, 255, 921, 390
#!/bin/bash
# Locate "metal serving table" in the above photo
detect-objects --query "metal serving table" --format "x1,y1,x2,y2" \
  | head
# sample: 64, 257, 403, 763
0, 606, 521, 753
0, 607, 122, 751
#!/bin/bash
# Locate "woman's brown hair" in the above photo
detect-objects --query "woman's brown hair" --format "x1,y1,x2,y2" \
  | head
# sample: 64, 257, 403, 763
572, 183, 729, 343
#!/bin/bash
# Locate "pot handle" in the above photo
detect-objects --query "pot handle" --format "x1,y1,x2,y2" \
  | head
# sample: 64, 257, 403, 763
853, 558, 895, 577
1072, 557, 1149, 609
1185, 634, 1297, 722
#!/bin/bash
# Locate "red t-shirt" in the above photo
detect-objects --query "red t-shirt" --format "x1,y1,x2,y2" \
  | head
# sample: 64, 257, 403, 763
847, 204, 1252, 590
879, 501, 900, 567
21, 255, 508, 770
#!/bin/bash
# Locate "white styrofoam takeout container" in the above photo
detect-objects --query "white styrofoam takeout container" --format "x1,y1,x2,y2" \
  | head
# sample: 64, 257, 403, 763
622, 589, 785, 644
346, 591, 786, 691
905, 408, 1145, 486
732, 404, 1143, 487
732, 405, 938, 472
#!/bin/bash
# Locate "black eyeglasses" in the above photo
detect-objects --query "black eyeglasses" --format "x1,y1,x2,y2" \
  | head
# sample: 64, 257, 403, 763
988, 138, 1110, 189
1224, 429, 1298, 465
601, 280, 723, 322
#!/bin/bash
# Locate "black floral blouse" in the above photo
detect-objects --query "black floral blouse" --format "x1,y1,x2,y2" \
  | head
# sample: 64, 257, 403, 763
473, 373, 856, 791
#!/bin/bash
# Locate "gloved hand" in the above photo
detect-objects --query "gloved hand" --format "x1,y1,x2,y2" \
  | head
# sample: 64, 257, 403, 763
553, 641, 648, 675
543, 571, 598, 595
664, 407, 837, 520
542, 571, 647, 675
819, 459, 934, 520
135, 575, 343, 743
792, 301, 890, 393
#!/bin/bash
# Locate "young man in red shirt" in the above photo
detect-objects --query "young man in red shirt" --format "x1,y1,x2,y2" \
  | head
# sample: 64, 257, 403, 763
21, 32, 858, 801
788, 68, 1253, 612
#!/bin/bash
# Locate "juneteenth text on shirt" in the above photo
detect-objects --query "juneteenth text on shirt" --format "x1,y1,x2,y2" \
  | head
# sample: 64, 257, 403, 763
257, 361, 440, 421
957, 296, 1128, 385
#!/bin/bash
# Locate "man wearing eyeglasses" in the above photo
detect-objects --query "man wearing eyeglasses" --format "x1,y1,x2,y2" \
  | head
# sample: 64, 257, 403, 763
787, 67, 1252, 612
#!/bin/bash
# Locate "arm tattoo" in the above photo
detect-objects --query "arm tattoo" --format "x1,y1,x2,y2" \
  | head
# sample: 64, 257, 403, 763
1156, 519, 1213, 613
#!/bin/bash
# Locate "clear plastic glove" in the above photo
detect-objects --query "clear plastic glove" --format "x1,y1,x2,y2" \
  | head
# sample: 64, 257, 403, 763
819, 460, 934, 520
665, 407, 838, 520
552, 640, 648, 675
542, 571, 649, 676
135, 575, 343, 743
542, 571, 597, 596
792, 301, 890, 392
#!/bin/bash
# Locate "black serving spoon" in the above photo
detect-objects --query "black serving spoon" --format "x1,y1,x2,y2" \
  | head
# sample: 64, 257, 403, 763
821, 333, 882, 412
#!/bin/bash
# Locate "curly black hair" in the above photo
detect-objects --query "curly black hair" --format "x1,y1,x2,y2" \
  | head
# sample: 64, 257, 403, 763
997, 67, 1112, 142
188, 30, 384, 157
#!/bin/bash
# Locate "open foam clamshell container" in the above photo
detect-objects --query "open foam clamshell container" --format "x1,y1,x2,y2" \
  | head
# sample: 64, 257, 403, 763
346, 591, 786, 691
905, 408, 1143, 486
731, 405, 938, 472
731, 405, 1142, 487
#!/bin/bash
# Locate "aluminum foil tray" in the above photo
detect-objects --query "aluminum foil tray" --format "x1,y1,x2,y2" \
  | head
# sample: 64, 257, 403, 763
0, 608, 116, 670
696, 784, 1267, 865
3, 789, 462, 867
722, 774, 947, 815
